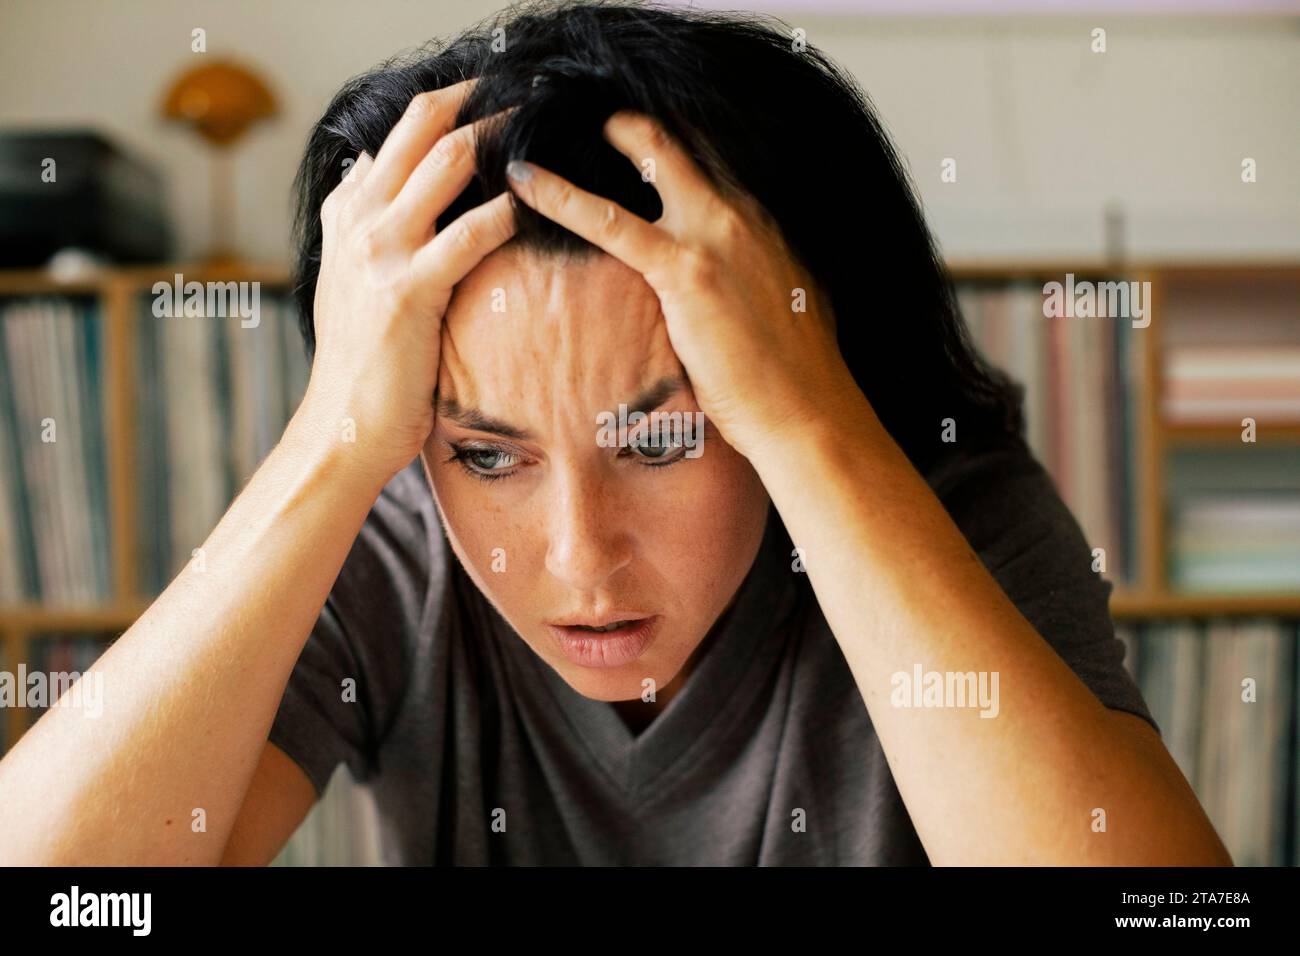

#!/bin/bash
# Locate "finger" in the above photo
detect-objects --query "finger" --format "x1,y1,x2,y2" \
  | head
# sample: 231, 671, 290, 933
384, 108, 516, 244
506, 159, 676, 281
320, 151, 373, 227
601, 110, 720, 231
412, 190, 519, 289
364, 79, 478, 204
343, 149, 374, 186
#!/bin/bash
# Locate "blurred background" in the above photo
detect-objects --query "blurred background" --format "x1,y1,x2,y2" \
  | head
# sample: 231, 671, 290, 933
0, 0, 1296, 866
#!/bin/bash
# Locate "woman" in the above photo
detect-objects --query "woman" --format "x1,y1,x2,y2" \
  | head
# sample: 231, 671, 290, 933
0, 1, 1230, 866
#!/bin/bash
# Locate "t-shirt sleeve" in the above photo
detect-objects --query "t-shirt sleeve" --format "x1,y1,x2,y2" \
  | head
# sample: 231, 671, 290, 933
927, 440, 1160, 735
267, 463, 436, 797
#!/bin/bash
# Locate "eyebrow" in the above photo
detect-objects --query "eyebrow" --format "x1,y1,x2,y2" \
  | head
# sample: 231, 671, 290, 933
435, 397, 535, 441
436, 374, 690, 441
623, 375, 689, 418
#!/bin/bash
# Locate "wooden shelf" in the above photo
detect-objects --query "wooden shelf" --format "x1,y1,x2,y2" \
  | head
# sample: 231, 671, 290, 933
0, 261, 290, 295
0, 604, 148, 633
947, 261, 1128, 281
1144, 263, 1300, 282
947, 261, 1300, 281
946, 260, 1300, 278
1111, 591, 1300, 619
1163, 422, 1300, 445
0, 272, 107, 295
110, 261, 291, 284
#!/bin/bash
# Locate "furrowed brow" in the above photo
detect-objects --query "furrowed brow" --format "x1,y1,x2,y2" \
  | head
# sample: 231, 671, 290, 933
436, 396, 535, 441
624, 375, 690, 417
435, 375, 689, 441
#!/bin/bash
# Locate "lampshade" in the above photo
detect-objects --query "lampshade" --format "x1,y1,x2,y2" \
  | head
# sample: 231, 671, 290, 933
161, 60, 278, 147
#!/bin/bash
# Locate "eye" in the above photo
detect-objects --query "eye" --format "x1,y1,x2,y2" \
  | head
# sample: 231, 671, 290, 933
623, 433, 687, 466
444, 441, 521, 482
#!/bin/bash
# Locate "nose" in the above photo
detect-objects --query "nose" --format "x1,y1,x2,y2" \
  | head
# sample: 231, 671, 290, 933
543, 464, 634, 593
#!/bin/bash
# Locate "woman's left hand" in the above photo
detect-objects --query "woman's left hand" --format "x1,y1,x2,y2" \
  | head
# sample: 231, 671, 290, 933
505, 110, 865, 462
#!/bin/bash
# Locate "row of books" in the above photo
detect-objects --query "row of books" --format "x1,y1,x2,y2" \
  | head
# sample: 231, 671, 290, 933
956, 281, 1137, 584
0, 293, 310, 603
1160, 273, 1299, 428
135, 292, 309, 593
0, 297, 112, 604
1164, 343, 1300, 424
1167, 448, 1300, 594
1169, 497, 1300, 593
1116, 619, 1298, 867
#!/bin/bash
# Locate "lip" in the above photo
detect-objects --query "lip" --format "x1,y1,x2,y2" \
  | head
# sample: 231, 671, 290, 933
549, 610, 653, 628
547, 615, 660, 668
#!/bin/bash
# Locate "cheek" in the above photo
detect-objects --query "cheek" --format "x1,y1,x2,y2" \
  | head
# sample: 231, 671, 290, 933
641, 448, 769, 599
421, 448, 535, 598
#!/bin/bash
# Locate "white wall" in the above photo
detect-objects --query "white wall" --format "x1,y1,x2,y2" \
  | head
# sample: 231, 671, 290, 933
1, 1, 1296, 263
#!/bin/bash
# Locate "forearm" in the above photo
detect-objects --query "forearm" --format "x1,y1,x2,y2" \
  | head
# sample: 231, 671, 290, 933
750, 390, 1230, 865
0, 407, 389, 865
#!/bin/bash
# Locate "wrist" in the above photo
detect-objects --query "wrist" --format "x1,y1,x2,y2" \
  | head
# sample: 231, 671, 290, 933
282, 400, 399, 501
745, 373, 883, 471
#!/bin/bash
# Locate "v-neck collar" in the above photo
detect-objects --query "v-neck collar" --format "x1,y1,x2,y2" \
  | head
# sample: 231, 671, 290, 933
486, 507, 799, 805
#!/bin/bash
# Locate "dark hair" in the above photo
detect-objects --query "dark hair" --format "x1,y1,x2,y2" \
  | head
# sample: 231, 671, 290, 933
291, 0, 1024, 472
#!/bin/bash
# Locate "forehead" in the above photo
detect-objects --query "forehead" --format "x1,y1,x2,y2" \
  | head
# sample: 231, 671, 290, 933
439, 246, 682, 403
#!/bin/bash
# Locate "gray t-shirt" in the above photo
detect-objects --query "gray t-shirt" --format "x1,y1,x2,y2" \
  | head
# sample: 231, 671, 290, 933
268, 437, 1157, 865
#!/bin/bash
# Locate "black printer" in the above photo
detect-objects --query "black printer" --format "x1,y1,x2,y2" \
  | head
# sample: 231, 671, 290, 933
0, 131, 173, 267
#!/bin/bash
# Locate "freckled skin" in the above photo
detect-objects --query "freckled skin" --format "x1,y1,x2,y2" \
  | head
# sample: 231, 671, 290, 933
420, 245, 769, 724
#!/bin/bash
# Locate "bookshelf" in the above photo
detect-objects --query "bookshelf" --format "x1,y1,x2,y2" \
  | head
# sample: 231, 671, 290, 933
0, 259, 1296, 863
0, 260, 1295, 634
948, 261, 1300, 619
0, 262, 291, 751
951, 262, 1300, 866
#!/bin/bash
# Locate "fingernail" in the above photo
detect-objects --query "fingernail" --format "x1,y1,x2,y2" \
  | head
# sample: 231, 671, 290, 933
506, 159, 534, 182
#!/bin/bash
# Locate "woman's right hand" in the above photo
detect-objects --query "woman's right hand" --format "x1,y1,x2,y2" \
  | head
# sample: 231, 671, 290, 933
296, 79, 518, 484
